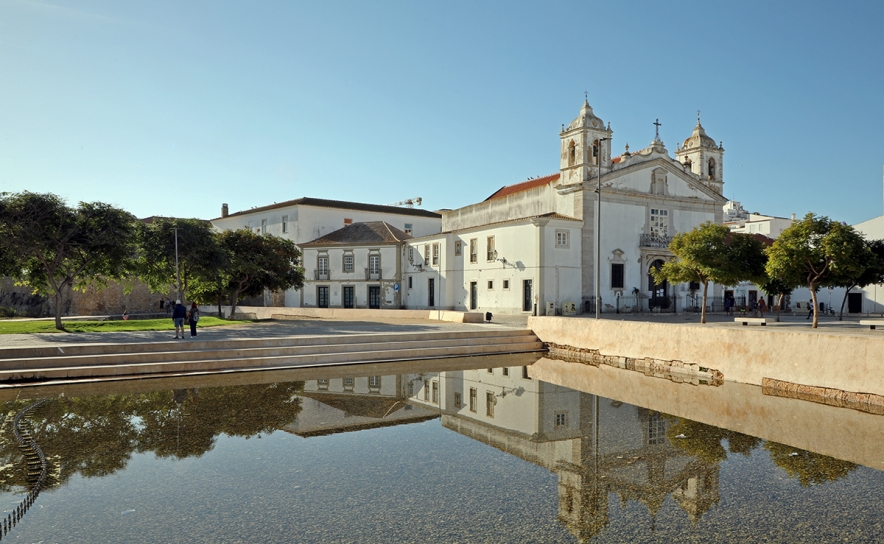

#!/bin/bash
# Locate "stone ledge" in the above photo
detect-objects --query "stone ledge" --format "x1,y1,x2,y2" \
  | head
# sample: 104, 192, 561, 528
762, 377, 884, 415
546, 342, 723, 386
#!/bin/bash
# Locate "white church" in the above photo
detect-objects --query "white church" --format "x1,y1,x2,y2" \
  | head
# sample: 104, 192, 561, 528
220, 98, 731, 315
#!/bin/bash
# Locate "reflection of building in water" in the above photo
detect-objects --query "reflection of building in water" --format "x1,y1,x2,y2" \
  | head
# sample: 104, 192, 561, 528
408, 366, 720, 541
283, 375, 438, 437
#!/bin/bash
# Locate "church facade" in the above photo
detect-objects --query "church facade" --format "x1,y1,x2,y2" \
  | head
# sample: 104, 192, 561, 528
399, 99, 728, 314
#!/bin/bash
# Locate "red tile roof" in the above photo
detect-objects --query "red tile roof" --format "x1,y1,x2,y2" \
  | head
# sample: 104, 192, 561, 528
485, 173, 560, 201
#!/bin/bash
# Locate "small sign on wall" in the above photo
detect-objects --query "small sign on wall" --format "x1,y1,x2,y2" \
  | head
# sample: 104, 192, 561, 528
562, 302, 577, 315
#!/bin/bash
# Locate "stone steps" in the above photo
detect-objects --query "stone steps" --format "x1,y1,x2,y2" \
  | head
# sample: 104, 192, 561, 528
0, 330, 545, 385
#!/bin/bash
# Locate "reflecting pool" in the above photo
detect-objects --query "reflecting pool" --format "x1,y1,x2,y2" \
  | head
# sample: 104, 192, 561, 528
1, 356, 883, 543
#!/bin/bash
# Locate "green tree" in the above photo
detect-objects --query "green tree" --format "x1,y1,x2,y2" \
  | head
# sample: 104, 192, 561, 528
0, 192, 137, 330
135, 218, 226, 303
760, 276, 792, 322
653, 222, 767, 323
831, 239, 884, 320
193, 229, 305, 319
766, 213, 868, 328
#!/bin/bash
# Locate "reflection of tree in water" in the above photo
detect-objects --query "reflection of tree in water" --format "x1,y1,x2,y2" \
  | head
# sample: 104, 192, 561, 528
665, 417, 762, 463
765, 441, 857, 487
0, 381, 303, 492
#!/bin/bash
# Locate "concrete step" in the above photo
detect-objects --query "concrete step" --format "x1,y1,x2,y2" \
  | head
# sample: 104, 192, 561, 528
0, 329, 537, 360
0, 334, 538, 370
0, 340, 546, 383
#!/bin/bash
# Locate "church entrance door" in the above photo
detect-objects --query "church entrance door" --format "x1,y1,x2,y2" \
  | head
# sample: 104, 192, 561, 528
648, 260, 669, 310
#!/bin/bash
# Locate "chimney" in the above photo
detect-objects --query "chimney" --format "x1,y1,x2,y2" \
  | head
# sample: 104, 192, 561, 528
222, 203, 229, 218
791, 213, 796, 221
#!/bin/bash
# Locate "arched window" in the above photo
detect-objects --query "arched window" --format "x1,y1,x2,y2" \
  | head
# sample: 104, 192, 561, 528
568, 141, 576, 166
592, 140, 600, 165
707, 158, 716, 180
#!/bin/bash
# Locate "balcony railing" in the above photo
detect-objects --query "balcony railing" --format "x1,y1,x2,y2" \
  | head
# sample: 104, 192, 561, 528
314, 270, 329, 280
365, 269, 381, 280
639, 233, 673, 248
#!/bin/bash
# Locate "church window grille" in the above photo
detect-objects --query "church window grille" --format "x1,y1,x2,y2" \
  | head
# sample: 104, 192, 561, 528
469, 388, 477, 412
556, 230, 569, 248
611, 263, 625, 289
318, 256, 329, 279
486, 391, 495, 417
282, 215, 288, 233
369, 376, 381, 388
454, 392, 462, 408
408, 247, 414, 263
432, 381, 439, 403
650, 209, 669, 237
432, 243, 439, 266
261, 219, 267, 234
486, 236, 495, 261
469, 239, 478, 263
342, 254, 354, 273
455, 240, 462, 256
368, 254, 380, 275
708, 158, 716, 180
408, 276, 413, 289
568, 141, 576, 166
592, 140, 599, 165
555, 411, 568, 428
424, 244, 429, 263
343, 377, 355, 390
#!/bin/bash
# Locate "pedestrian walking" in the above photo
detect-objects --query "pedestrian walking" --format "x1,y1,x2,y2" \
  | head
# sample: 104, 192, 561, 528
172, 299, 187, 339
165, 297, 172, 315
758, 297, 766, 318
187, 302, 200, 338
806, 300, 814, 320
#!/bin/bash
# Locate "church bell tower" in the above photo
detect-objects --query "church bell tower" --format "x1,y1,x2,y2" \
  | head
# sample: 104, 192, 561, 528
675, 113, 724, 194
560, 98, 614, 186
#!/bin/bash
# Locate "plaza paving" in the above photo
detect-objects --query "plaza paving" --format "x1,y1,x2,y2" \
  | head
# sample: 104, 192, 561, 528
1, 311, 882, 350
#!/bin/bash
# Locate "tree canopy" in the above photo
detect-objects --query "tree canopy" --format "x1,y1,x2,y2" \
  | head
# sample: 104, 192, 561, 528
191, 229, 305, 318
653, 222, 767, 323
766, 213, 869, 328
0, 192, 137, 329
135, 218, 226, 302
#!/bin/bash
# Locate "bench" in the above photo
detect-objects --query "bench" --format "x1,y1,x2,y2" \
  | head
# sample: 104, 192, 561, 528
859, 319, 884, 330
735, 317, 770, 326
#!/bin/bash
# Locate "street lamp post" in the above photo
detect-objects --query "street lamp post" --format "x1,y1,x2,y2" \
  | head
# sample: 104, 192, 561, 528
173, 227, 182, 302
595, 138, 610, 319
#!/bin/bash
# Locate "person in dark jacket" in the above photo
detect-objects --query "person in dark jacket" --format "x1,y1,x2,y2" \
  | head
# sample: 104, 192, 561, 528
187, 302, 200, 338
172, 299, 187, 339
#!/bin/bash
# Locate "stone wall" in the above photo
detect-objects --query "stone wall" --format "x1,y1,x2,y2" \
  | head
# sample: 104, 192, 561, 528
528, 315, 884, 396
0, 276, 172, 317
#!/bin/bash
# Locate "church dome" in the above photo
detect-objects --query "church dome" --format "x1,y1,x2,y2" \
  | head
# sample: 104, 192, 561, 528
682, 119, 717, 149
567, 99, 606, 131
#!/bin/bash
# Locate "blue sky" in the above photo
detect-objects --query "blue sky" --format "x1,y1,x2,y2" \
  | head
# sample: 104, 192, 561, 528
2, 0, 883, 224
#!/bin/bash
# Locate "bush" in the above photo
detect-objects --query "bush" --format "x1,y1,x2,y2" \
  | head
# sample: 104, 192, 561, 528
0, 306, 18, 318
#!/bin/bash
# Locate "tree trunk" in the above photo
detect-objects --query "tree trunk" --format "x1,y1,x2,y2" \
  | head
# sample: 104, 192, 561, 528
810, 288, 819, 328
839, 286, 853, 321
700, 281, 709, 324
217, 293, 223, 319
53, 289, 64, 331
776, 293, 784, 322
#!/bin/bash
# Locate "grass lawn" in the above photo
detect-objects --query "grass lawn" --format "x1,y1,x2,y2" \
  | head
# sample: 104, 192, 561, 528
0, 316, 244, 334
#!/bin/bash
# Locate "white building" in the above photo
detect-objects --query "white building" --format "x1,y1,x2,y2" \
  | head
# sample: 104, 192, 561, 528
211, 197, 441, 306
401, 213, 583, 314
725, 209, 794, 239
300, 221, 411, 309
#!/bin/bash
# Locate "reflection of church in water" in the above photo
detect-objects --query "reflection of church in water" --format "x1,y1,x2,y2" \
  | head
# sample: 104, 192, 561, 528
290, 365, 720, 540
